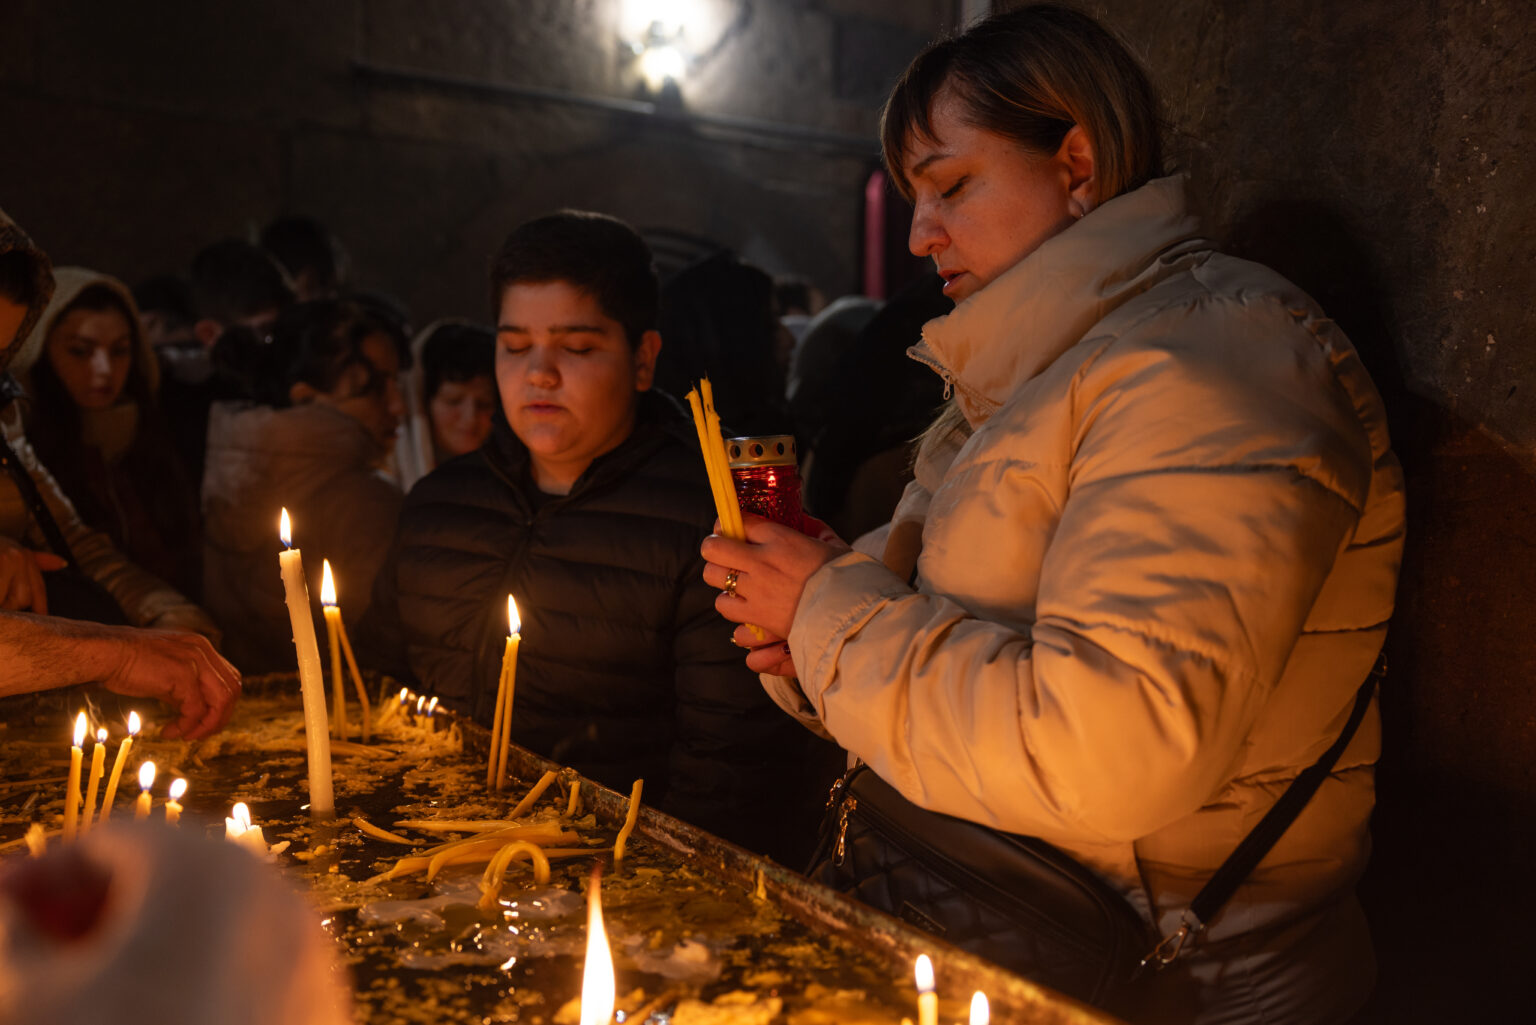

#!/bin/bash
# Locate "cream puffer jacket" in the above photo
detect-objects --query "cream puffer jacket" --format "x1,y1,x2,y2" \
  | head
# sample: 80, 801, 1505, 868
771, 176, 1405, 1024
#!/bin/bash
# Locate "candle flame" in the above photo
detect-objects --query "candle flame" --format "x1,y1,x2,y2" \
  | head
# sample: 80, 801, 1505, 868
320, 559, 337, 606
72, 712, 88, 747
508, 594, 521, 636
580, 866, 616, 1025
127, 710, 141, 735
915, 953, 935, 994
398, 687, 408, 704
138, 760, 156, 791
279, 507, 292, 547
970, 991, 989, 1025
231, 802, 252, 829
426, 696, 438, 716
416, 695, 426, 714
169, 778, 188, 801
95, 728, 107, 744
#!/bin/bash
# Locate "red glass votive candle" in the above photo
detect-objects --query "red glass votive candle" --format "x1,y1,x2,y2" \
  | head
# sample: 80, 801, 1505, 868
726, 435, 805, 532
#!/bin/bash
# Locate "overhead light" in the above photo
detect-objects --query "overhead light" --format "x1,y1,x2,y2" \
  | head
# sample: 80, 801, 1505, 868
639, 45, 687, 90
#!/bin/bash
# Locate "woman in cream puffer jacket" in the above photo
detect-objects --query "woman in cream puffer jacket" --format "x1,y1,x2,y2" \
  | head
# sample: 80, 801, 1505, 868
702, 7, 1405, 1024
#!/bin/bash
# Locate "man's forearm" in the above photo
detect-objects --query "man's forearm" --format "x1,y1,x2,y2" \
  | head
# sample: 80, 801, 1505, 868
0, 612, 123, 696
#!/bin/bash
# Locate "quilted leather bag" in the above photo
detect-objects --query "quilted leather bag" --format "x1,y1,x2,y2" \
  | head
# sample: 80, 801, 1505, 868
807, 764, 1151, 1008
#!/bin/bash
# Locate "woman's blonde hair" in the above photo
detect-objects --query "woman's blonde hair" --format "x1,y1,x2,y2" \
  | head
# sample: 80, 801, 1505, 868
881, 4, 1162, 207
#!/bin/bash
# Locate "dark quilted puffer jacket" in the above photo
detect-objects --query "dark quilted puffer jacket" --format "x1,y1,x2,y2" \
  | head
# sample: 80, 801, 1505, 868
360, 391, 835, 857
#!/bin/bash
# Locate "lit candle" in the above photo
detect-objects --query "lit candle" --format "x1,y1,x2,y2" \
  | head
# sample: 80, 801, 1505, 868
327, 562, 372, 742
425, 696, 438, 733
915, 954, 937, 1025
278, 508, 335, 818
134, 761, 156, 821
321, 560, 347, 740
579, 865, 616, 1025
79, 728, 107, 836
99, 711, 140, 823
165, 778, 188, 825
62, 712, 87, 843
487, 595, 521, 791
224, 801, 268, 857
969, 991, 989, 1025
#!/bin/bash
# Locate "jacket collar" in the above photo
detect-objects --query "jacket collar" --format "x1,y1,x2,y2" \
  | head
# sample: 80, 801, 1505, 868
909, 175, 1211, 427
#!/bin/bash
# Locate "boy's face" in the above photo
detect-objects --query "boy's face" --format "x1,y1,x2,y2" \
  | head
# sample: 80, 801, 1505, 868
496, 280, 660, 494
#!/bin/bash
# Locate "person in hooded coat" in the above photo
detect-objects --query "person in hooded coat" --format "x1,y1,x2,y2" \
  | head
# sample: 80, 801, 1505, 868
12, 269, 202, 601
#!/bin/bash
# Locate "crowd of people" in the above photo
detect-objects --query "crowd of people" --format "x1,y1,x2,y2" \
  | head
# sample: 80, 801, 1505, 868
0, 6, 1404, 1024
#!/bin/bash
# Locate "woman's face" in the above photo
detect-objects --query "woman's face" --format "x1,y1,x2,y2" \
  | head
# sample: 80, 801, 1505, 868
45, 307, 134, 410
428, 375, 496, 458
903, 86, 1080, 303
310, 331, 405, 452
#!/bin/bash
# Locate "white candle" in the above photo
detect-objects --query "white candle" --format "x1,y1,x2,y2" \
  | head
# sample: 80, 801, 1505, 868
321, 560, 347, 741
915, 954, 937, 1025
278, 508, 335, 818
225, 801, 269, 857
99, 711, 140, 823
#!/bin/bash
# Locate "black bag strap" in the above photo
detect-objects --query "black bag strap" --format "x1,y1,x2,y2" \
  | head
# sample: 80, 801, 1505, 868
1143, 654, 1387, 969
0, 377, 78, 568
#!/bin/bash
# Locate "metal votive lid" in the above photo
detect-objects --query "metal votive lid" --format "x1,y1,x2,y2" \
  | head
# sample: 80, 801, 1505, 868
726, 435, 797, 468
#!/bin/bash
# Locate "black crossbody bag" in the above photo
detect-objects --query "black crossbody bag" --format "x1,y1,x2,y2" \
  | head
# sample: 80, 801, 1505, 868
807, 659, 1383, 1011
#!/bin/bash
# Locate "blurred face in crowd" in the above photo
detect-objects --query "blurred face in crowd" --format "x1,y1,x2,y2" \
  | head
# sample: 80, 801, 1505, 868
903, 85, 1087, 303
428, 375, 496, 459
496, 279, 660, 495
0, 297, 27, 355
303, 332, 405, 453
45, 306, 134, 410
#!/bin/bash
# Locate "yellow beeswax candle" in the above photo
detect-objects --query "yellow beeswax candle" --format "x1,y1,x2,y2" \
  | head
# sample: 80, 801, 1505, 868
80, 729, 107, 836
62, 712, 87, 843
969, 991, 989, 1025
278, 509, 335, 818
99, 710, 139, 823
321, 560, 347, 740
495, 596, 521, 791
335, 614, 371, 742
134, 761, 155, 821
165, 778, 187, 825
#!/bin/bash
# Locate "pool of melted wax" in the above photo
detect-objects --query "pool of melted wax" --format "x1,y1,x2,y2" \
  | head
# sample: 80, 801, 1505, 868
335, 830, 917, 1025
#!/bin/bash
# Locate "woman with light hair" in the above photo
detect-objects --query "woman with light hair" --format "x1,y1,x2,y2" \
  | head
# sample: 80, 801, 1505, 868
702, 6, 1404, 1023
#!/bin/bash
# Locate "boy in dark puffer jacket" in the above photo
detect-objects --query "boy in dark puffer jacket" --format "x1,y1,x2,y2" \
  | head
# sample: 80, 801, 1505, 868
359, 211, 836, 861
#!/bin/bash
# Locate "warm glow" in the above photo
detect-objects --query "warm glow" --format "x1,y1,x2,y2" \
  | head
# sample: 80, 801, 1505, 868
580, 868, 616, 1025
320, 559, 337, 606
507, 594, 521, 636
970, 991, 989, 1025
72, 712, 87, 747
639, 44, 686, 88
279, 507, 292, 547
416, 695, 426, 714
169, 778, 188, 801
426, 697, 439, 716
398, 687, 409, 704
127, 710, 141, 735
95, 728, 107, 745
138, 760, 156, 791
915, 953, 935, 993
231, 802, 252, 830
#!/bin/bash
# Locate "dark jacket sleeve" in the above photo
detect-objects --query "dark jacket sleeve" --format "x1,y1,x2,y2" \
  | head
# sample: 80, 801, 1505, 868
354, 526, 416, 686
662, 551, 840, 863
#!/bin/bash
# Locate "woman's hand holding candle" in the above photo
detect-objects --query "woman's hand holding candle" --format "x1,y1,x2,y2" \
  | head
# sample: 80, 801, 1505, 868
700, 513, 848, 664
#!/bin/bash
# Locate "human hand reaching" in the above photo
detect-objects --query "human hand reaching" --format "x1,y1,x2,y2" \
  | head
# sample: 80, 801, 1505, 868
0, 537, 66, 614
98, 628, 241, 739
701, 513, 849, 655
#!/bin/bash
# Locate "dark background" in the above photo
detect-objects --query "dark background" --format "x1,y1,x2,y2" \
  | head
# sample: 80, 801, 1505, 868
1, 0, 1530, 1018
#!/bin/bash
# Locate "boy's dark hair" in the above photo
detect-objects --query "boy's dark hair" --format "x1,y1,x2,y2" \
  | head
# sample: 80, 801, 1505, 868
260, 215, 344, 295
420, 323, 495, 402
488, 211, 658, 347
133, 273, 196, 330
190, 238, 296, 327
213, 298, 408, 408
